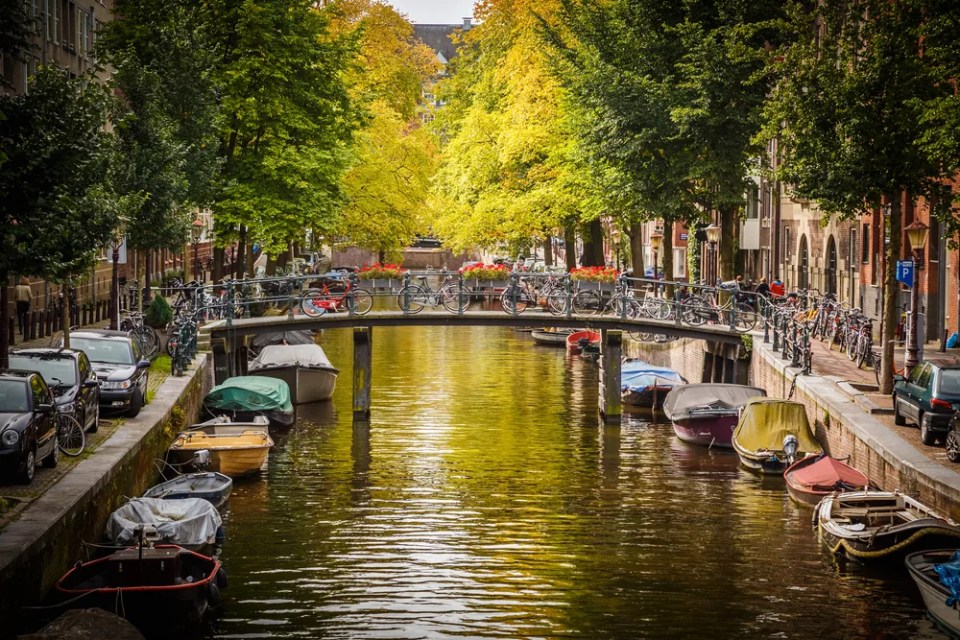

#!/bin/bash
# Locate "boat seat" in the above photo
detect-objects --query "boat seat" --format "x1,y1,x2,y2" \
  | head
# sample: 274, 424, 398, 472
834, 507, 870, 518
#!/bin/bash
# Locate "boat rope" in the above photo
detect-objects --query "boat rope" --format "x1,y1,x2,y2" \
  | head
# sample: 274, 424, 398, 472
21, 589, 97, 611
787, 375, 798, 400
826, 526, 960, 559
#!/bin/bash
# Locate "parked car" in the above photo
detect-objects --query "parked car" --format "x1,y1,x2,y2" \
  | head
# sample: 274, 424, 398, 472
893, 359, 960, 445
64, 330, 150, 417
0, 370, 59, 483
8, 349, 100, 433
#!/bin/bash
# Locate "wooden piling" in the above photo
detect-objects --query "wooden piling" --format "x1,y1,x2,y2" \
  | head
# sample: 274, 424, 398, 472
353, 327, 372, 421
598, 329, 622, 424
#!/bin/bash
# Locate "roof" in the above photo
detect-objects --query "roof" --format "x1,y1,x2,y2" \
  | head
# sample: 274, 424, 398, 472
71, 330, 133, 342
413, 24, 465, 64
923, 358, 960, 369
0, 370, 37, 380
10, 348, 81, 359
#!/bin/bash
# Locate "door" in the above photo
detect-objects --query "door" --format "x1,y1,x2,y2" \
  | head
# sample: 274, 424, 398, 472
29, 374, 56, 457
825, 235, 837, 296
905, 363, 933, 422
798, 235, 809, 290
78, 353, 98, 430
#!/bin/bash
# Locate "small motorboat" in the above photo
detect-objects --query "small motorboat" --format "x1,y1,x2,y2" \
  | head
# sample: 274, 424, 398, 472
566, 330, 600, 355
815, 491, 960, 563
55, 542, 227, 628
143, 471, 233, 510
621, 360, 687, 409
168, 415, 274, 478
203, 375, 294, 427
247, 343, 338, 404
663, 383, 764, 447
731, 398, 822, 474
906, 549, 960, 635
783, 455, 872, 508
531, 328, 576, 347
105, 497, 223, 552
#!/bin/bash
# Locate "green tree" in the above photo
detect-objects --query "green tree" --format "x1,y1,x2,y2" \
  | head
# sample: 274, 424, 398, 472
0, 68, 117, 357
761, 0, 951, 392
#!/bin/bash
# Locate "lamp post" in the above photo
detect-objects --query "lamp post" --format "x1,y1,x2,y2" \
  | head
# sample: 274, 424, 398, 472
904, 220, 929, 372
192, 217, 204, 284
705, 223, 721, 285
650, 230, 663, 281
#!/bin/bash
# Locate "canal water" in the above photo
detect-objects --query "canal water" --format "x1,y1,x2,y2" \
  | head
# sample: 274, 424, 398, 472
214, 326, 945, 640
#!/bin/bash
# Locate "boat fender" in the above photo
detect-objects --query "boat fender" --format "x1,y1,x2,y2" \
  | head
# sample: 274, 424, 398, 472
207, 581, 222, 608
215, 525, 226, 546
216, 567, 229, 589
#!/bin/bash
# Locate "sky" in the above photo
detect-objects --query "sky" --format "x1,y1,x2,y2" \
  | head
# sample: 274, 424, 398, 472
386, 0, 476, 24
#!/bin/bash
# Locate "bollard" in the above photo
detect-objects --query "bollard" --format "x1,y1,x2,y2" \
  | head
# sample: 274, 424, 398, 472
772, 311, 780, 351
763, 303, 770, 344
457, 274, 465, 314
402, 272, 411, 314
564, 275, 573, 319
618, 276, 628, 321
8, 317, 15, 346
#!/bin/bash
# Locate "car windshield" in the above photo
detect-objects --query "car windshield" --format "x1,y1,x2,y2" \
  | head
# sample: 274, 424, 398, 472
938, 370, 960, 396
71, 338, 134, 365
0, 380, 29, 412
8, 356, 77, 388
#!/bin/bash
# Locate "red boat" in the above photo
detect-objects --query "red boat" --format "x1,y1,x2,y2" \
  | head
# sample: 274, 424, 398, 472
784, 455, 873, 507
566, 330, 600, 355
55, 544, 226, 629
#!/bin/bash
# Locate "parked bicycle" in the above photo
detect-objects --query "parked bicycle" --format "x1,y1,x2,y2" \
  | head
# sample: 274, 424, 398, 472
396, 275, 463, 314
300, 276, 373, 316
57, 414, 85, 457
119, 310, 160, 359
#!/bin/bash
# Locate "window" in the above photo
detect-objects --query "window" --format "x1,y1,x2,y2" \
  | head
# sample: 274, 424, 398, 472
29, 374, 49, 407
849, 229, 857, 270
908, 363, 926, 385
861, 223, 870, 263
673, 248, 686, 277
746, 185, 759, 219
783, 226, 792, 263
917, 364, 934, 390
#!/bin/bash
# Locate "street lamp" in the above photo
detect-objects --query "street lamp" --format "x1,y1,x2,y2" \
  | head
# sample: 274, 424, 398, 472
904, 219, 929, 372
192, 217, 204, 284
705, 223, 721, 285
650, 230, 663, 281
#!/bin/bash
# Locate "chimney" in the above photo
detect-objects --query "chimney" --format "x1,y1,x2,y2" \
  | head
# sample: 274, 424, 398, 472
462, 17, 473, 30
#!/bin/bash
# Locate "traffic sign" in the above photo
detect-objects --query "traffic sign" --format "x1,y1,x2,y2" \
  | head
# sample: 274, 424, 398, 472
896, 259, 914, 288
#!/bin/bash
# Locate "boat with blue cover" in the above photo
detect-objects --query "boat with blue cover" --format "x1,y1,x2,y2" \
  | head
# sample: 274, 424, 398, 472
906, 549, 960, 634
621, 360, 686, 409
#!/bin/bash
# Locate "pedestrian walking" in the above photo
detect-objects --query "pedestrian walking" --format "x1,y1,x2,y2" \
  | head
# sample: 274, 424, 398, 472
770, 276, 785, 297
755, 277, 770, 298
14, 277, 31, 335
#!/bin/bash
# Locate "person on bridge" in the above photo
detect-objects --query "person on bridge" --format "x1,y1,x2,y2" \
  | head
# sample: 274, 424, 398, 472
770, 276, 785, 297
754, 277, 770, 298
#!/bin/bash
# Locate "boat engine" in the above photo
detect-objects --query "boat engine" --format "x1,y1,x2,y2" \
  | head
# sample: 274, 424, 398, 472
191, 449, 212, 470
782, 434, 799, 464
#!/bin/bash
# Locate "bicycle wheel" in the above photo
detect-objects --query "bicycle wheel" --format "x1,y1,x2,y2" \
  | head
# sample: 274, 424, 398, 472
546, 290, 571, 315
57, 414, 85, 457
347, 289, 374, 315
681, 297, 709, 326
501, 285, 532, 315
133, 325, 159, 359
846, 333, 858, 361
733, 303, 758, 333
300, 289, 328, 317
572, 290, 602, 316
857, 338, 871, 369
440, 283, 470, 314
397, 285, 426, 313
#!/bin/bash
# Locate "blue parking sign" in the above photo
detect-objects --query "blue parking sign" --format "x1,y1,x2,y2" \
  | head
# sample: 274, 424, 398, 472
896, 259, 914, 288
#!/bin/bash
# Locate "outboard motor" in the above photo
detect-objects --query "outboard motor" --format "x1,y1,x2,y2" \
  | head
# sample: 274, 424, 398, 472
191, 449, 212, 471
782, 434, 799, 464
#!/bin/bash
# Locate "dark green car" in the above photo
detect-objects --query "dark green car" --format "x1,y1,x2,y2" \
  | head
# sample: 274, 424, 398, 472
893, 359, 960, 446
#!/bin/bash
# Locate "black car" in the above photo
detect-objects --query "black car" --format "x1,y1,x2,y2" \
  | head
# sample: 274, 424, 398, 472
65, 330, 150, 417
893, 359, 960, 445
0, 371, 59, 483
8, 348, 100, 433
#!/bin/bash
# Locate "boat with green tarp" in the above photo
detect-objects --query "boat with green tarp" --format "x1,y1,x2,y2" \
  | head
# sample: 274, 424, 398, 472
203, 375, 294, 427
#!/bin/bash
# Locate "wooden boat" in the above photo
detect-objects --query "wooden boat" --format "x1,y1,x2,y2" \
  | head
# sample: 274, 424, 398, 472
55, 544, 226, 628
731, 398, 823, 474
143, 472, 233, 510
203, 375, 294, 427
783, 455, 872, 507
566, 330, 600, 355
247, 343, 338, 404
663, 383, 764, 447
105, 497, 223, 552
621, 360, 688, 409
531, 328, 575, 346
906, 549, 960, 634
815, 491, 960, 562
168, 415, 274, 478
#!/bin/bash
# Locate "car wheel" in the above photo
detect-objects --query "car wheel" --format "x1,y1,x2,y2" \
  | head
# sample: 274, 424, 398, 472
127, 390, 143, 418
920, 414, 937, 446
18, 445, 36, 485
947, 430, 960, 463
893, 397, 906, 426
43, 436, 59, 468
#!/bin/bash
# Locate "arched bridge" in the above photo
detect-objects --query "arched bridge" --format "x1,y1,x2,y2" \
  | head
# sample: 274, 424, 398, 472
200, 310, 746, 424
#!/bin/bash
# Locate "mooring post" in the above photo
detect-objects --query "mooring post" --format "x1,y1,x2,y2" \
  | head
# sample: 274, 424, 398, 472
598, 329, 622, 424
353, 327, 372, 421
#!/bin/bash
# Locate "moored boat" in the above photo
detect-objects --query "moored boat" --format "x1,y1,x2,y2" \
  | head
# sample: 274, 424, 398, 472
783, 455, 872, 508
621, 361, 687, 410
662, 383, 765, 447
566, 330, 600, 355
203, 375, 294, 427
105, 497, 223, 552
143, 471, 233, 510
248, 343, 338, 404
55, 544, 226, 629
531, 328, 576, 346
906, 549, 960, 635
815, 491, 960, 562
168, 415, 274, 478
731, 398, 822, 474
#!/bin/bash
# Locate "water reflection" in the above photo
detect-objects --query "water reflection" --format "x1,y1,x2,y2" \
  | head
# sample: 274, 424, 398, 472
216, 326, 945, 639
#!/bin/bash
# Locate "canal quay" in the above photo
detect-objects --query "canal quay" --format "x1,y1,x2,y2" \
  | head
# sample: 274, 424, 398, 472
3, 322, 960, 639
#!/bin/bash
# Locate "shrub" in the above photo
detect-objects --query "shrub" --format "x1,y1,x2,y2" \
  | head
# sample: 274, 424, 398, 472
460, 263, 510, 280
145, 295, 173, 328
357, 263, 407, 279
570, 266, 619, 283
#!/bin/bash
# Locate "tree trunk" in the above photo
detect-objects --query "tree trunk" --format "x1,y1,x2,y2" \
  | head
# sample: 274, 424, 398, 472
630, 221, 645, 281
564, 225, 577, 271
212, 246, 224, 283
62, 283, 71, 349
663, 220, 674, 299
581, 219, 605, 267
719, 208, 738, 281
880, 195, 903, 394
265, 254, 277, 276
110, 245, 120, 330
235, 226, 247, 279
543, 237, 553, 267
0, 277, 9, 370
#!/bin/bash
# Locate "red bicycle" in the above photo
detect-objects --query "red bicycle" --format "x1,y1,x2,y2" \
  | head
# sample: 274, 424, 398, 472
300, 277, 373, 316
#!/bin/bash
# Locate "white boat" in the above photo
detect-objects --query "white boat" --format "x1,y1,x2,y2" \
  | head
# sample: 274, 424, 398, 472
105, 497, 223, 551
906, 549, 960, 635
248, 343, 338, 404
